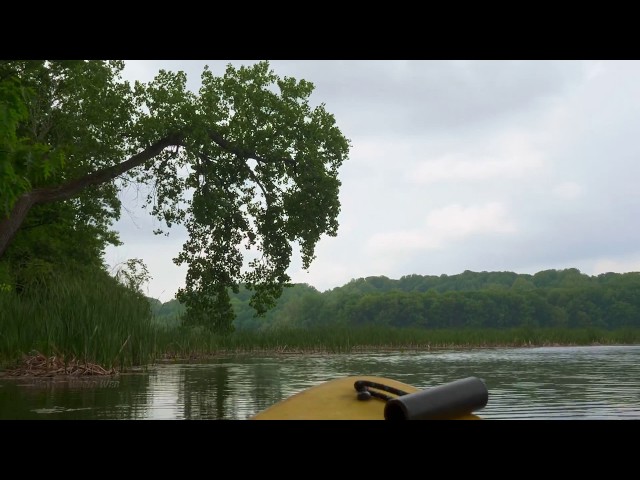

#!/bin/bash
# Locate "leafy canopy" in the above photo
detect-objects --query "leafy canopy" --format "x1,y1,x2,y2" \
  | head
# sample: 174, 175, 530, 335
0, 60, 351, 332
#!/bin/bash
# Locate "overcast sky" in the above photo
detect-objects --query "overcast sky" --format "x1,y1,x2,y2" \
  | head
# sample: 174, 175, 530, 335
103, 60, 640, 302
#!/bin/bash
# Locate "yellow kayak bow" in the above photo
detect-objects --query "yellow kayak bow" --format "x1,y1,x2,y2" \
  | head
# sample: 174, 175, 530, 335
252, 375, 488, 420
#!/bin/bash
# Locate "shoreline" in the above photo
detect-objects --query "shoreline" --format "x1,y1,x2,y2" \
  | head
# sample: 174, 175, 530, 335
1, 341, 633, 378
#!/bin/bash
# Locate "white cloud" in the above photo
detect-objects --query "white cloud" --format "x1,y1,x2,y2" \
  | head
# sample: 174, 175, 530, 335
366, 202, 517, 256
366, 231, 440, 253
585, 61, 606, 81
410, 154, 542, 184
408, 128, 546, 185
552, 181, 585, 200
426, 202, 517, 236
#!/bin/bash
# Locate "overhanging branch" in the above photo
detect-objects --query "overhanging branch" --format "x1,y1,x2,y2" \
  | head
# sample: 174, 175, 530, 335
0, 133, 184, 258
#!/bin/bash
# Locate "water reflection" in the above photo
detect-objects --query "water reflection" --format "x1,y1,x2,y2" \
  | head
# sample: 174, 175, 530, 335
0, 374, 152, 419
1, 345, 639, 420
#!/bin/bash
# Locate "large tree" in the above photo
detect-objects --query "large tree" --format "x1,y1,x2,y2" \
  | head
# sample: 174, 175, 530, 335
0, 60, 351, 332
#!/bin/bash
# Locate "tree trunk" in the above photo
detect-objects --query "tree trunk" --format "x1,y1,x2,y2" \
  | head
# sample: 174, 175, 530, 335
0, 134, 182, 259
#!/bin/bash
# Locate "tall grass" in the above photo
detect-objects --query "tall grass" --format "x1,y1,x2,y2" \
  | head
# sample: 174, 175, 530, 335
2, 270, 640, 372
0, 271, 157, 369
153, 325, 640, 358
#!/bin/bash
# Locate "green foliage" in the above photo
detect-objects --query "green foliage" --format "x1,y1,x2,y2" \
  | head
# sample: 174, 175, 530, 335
150, 298, 184, 329
171, 62, 350, 332
0, 260, 11, 292
5, 201, 119, 291
1, 61, 130, 294
0, 268, 156, 368
1, 60, 351, 333
146, 268, 640, 334
0, 75, 65, 215
113, 258, 152, 295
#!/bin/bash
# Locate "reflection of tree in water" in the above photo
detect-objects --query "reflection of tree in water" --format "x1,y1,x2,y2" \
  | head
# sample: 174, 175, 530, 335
112, 373, 153, 419
249, 360, 284, 417
175, 358, 291, 419
178, 365, 234, 420
0, 374, 152, 419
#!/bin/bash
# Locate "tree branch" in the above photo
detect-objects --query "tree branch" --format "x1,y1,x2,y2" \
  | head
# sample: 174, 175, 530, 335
0, 133, 183, 258
208, 130, 296, 171
2, 125, 293, 260
195, 150, 273, 211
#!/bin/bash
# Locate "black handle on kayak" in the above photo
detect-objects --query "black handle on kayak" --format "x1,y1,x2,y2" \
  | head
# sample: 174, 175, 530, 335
384, 376, 488, 420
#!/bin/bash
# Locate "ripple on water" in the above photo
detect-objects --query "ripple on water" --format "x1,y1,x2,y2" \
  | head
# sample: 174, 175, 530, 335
3, 345, 640, 419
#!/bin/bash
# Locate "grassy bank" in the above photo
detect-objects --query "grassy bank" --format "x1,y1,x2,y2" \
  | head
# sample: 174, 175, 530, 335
0, 271, 158, 371
2, 273, 640, 372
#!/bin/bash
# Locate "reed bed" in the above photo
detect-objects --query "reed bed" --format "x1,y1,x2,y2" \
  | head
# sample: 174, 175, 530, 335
2, 273, 640, 375
153, 325, 640, 359
0, 272, 158, 371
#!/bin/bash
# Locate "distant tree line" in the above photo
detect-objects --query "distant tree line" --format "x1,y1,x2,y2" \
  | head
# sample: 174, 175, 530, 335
151, 268, 640, 331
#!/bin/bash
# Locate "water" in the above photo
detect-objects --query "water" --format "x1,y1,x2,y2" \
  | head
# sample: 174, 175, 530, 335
1, 345, 639, 420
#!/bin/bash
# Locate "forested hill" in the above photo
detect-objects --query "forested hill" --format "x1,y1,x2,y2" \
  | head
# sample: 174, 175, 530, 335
150, 268, 640, 331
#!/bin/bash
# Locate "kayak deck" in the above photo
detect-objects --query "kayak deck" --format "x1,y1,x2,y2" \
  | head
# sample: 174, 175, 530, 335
252, 376, 481, 420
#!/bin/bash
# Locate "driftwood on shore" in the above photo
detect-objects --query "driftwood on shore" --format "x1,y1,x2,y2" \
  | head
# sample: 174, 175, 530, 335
3, 352, 116, 377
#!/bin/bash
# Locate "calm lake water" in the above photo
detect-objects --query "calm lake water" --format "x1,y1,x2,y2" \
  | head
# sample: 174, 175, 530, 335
1, 345, 639, 420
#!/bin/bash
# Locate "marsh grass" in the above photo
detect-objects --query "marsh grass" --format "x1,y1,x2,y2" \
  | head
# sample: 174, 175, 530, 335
0, 271, 157, 370
154, 325, 640, 359
2, 271, 640, 372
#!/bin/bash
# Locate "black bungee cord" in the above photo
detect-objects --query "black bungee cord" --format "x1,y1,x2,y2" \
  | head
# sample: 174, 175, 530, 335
354, 379, 409, 401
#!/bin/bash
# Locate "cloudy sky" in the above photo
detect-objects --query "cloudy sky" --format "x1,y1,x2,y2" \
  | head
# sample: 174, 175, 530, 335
104, 60, 640, 302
